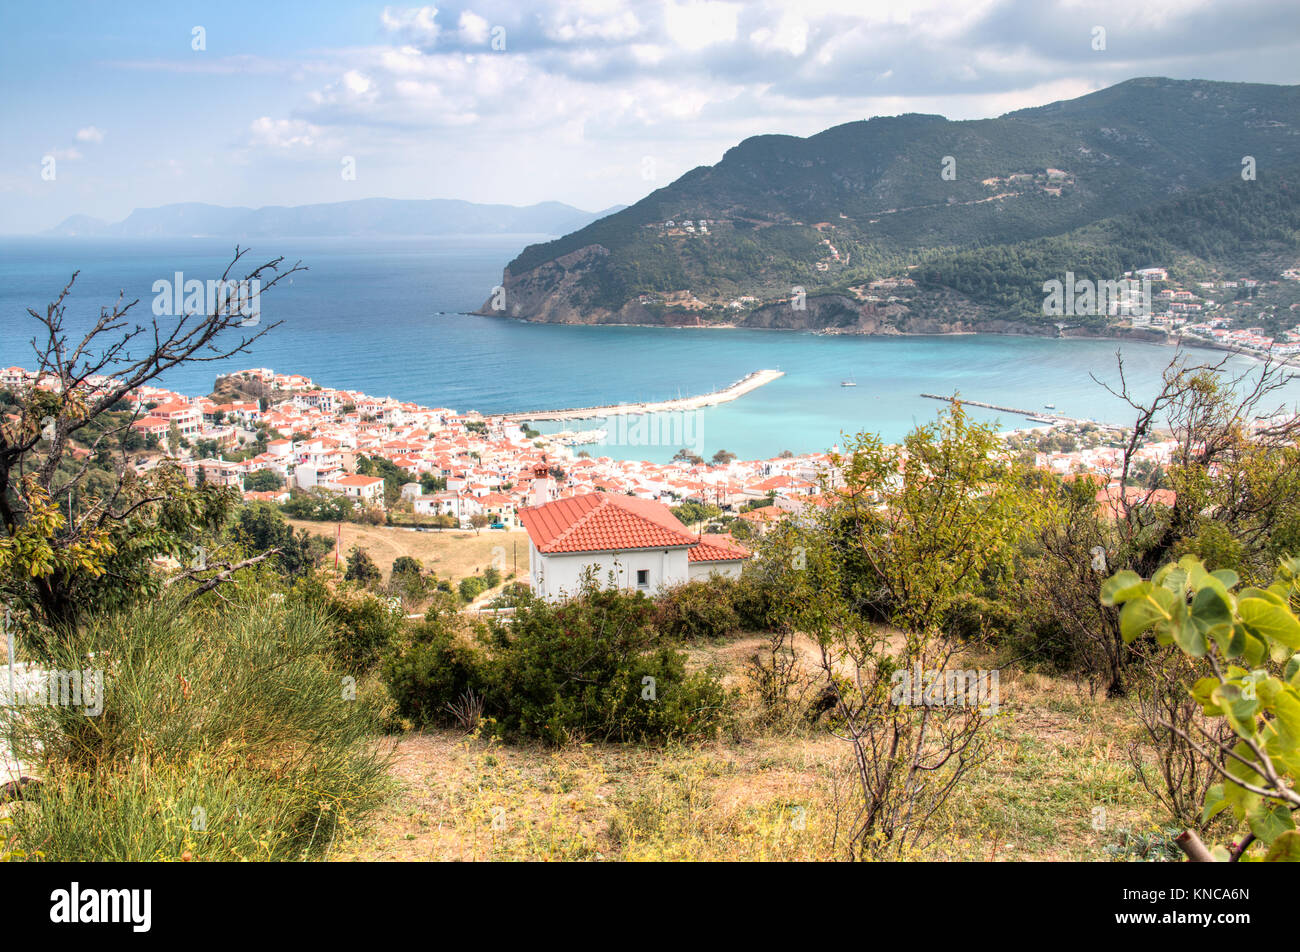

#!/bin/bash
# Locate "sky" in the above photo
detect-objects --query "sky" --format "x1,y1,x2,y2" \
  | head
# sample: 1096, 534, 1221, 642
1, 0, 1298, 234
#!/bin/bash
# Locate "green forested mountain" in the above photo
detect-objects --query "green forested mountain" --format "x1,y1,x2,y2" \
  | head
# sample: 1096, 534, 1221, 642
486, 77, 1300, 333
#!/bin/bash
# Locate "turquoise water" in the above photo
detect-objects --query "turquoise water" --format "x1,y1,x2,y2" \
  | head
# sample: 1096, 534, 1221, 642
3, 236, 1295, 463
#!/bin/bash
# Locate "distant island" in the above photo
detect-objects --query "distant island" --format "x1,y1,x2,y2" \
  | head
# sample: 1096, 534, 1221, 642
481, 77, 1300, 345
47, 197, 625, 239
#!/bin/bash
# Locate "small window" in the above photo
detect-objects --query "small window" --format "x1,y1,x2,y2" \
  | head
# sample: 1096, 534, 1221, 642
636, 569, 650, 588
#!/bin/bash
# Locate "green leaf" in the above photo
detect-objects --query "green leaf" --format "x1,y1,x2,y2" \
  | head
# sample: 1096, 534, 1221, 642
1216, 684, 1260, 738
1201, 783, 1230, 825
1271, 638, 1296, 666
1222, 743, 1263, 816
1191, 677, 1220, 706
1238, 597, 1300, 650
1180, 556, 1209, 591
1173, 616, 1208, 657
1119, 586, 1176, 643
1210, 568, 1240, 590
1266, 687, 1300, 752
1099, 571, 1144, 606
1239, 587, 1287, 607
1247, 802, 1295, 845
1242, 631, 1269, 667
1190, 584, 1232, 636
1264, 829, 1300, 862
1285, 653, 1300, 687
1156, 562, 1189, 595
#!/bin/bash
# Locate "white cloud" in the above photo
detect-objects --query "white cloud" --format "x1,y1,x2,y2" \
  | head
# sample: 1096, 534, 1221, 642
308, 68, 381, 112
628, 43, 668, 65
74, 126, 105, 144
750, 12, 808, 56
380, 5, 441, 43
72, 0, 1295, 222
284, 0, 1299, 199
246, 117, 326, 151
458, 10, 491, 44
342, 70, 374, 95
664, 0, 739, 51
541, 0, 643, 43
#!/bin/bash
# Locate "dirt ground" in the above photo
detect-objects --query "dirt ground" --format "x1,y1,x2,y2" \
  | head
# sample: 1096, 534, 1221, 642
288, 520, 530, 583
330, 638, 1170, 862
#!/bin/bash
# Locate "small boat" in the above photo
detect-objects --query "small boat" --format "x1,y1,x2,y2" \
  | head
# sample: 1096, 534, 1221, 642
841, 380, 857, 387
1044, 403, 1056, 409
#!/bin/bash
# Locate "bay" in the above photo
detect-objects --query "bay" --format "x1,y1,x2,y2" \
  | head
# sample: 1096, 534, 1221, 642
2, 236, 1295, 464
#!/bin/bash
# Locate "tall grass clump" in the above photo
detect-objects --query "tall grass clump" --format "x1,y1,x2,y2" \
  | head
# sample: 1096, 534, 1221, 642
2, 590, 392, 861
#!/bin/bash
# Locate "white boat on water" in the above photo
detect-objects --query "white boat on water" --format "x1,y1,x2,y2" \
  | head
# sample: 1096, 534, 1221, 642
1044, 403, 1056, 409
841, 380, 857, 387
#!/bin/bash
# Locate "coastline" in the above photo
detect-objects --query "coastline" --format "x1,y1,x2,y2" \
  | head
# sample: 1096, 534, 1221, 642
481, 311, 1298, 368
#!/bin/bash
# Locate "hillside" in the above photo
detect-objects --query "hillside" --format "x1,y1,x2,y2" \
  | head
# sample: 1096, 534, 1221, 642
47, 198, 624, 239
484, 77, 1300, 334
333, 648, 1166, 862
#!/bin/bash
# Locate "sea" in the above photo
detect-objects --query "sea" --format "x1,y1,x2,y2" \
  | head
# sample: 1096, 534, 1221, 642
3, 235, 1297, 463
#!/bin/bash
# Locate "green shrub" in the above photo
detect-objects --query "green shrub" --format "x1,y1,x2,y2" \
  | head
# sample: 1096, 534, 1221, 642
483, 584, 732, 743
381, 616, 485, 728
731, 570, 778, 631
942, 592, 1021, 643
2, 593, 390, 861
656, 578, 742, 640
458, 576, 488, 603
382, 578, 733, 743
391, 556, 423, 578
386, 557, 431, 606
291, 574, 405, 672
344, 545, 382, 586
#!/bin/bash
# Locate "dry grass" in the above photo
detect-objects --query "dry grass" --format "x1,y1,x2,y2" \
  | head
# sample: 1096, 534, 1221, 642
333, 637, 1174, 862
288, 520, 530, 583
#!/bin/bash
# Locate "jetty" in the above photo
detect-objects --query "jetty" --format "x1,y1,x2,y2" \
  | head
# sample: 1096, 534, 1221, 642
921, 393, 1126, 430
506, 369, 784, 423
920, 393, 1048, 420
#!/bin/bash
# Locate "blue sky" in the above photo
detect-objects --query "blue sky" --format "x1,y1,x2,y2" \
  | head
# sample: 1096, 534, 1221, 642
2, 0, 1298, 233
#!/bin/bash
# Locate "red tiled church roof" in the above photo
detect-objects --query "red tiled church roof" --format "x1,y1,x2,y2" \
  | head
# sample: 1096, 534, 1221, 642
519, 492, 699, 553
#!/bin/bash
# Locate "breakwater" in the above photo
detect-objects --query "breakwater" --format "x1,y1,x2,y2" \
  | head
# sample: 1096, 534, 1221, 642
506, 369, 784, 422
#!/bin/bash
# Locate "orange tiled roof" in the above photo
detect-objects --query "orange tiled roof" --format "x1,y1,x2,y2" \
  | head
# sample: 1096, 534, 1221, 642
519, 492, 698, 553
1096, 485, 1176, 509
243, 490, 284, 501
336, 474, 384, 487
739, 505, 784, 523
688, 533, 751, 563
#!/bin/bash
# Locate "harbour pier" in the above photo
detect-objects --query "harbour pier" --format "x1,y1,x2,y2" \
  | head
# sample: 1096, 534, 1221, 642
505, 369, 784, 423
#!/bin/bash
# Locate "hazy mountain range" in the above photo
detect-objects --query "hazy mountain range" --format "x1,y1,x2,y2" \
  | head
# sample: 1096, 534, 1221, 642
47, 198, 625, 239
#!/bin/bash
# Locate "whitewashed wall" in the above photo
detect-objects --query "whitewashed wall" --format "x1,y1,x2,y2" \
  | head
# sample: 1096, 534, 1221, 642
688, 560, 745, 581
530, 542, 691, 601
